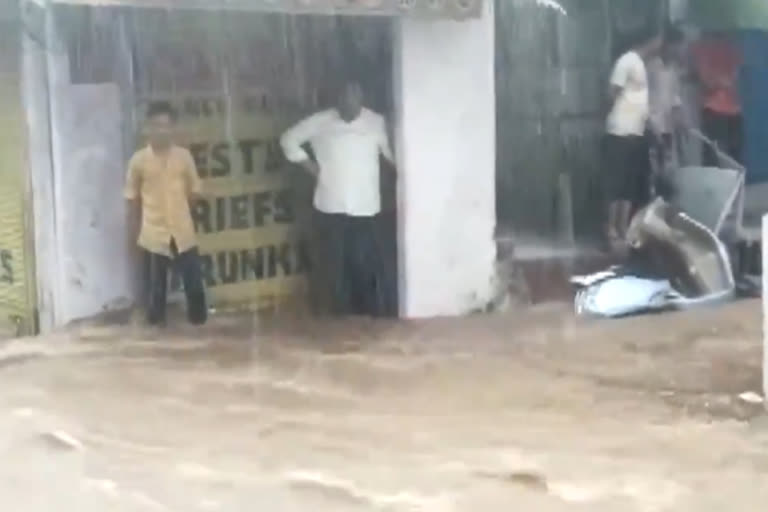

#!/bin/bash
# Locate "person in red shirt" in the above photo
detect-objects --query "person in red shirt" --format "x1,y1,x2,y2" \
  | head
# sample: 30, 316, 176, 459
691, 33, 743, 165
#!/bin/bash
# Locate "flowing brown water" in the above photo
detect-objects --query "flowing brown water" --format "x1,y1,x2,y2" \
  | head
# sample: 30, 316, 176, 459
1, 304, 768, 511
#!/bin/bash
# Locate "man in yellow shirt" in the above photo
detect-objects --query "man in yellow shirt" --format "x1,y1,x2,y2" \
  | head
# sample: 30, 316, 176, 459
124, 102, 207, 326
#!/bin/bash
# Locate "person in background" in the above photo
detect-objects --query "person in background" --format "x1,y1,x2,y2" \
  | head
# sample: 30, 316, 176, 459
691, 32, 743, 165
280, 79, 394, 317
647, 25, 687, 176
124, 101, 207, 327
604, 31, 659, 248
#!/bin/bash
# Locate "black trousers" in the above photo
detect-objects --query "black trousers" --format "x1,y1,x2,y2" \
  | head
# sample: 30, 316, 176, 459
143, 240, 207, 325
702, 109, 743, 166
311, 211, 385, 316
603, 133, 651, 208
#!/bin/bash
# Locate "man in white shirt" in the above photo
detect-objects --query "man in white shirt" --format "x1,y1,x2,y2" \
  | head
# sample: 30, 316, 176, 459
604, 32, 662, 248
280, 80, 394, 316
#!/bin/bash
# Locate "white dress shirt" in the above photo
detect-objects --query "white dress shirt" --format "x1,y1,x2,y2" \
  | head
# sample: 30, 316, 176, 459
606, 51, 650, 137
280, 108, 394, 217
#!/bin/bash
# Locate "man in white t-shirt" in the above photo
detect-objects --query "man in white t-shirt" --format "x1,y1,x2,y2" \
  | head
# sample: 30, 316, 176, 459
280, 80, 394, 316
604, 32, 663, 247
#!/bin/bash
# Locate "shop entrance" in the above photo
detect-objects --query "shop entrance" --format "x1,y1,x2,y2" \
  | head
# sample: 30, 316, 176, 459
40, 5, 397, 325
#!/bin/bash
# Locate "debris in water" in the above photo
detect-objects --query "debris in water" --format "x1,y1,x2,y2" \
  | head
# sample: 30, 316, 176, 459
738, 392, 764, 405
39, 430, 84, 451
474, 470, 549, 492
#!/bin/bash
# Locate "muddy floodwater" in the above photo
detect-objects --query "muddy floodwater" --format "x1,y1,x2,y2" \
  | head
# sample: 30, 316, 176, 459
1, 302, 768, 511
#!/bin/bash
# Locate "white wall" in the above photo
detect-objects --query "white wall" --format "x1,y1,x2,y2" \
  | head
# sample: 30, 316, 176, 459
394, 4, 497, 317
51, 83, 135, 324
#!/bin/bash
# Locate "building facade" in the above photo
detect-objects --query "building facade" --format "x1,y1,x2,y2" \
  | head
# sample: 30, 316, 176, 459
11, 0, 497, 333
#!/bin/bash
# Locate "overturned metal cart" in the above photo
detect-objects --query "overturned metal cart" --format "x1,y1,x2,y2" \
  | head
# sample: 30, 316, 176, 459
572, 131, 748, 318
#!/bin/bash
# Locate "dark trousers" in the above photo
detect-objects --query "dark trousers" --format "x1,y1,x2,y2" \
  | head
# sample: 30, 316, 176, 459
311, 211, 385, 316
702, 109, 743, 166
143, 240, 207, 326
603, 133, 652, 208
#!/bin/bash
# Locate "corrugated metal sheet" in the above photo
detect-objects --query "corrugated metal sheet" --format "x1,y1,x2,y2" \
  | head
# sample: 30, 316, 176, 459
495, 0, 663, 240
495, 0, 610, 238
49, 0, 483, 19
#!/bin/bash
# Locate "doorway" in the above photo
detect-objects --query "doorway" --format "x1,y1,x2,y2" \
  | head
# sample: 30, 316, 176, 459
42, 4, 398, 324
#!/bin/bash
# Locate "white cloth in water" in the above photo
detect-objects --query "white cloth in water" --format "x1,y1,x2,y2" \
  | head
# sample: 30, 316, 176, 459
573, 275, 675, 318
572, 271, 734, 318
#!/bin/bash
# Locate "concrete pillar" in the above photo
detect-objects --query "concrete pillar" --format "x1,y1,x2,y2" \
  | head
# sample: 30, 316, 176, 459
22, 5, 71, 332
763, 215, 768, 403
24, 6, 134, 329
22, 25, 56, 333
394, 3, 497, 318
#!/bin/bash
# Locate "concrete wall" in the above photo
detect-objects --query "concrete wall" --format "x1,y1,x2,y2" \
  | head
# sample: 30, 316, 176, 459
394, 2, 497, 317
25, 8, 136, 330
52, 83, 134, 323
26, 4, 497, 323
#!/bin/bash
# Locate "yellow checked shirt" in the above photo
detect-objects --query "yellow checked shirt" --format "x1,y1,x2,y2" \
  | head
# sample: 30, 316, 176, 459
124, 145, 203, 257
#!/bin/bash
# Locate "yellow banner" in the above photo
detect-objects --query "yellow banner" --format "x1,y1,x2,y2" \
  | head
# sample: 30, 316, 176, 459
0, 78, 35, 336
142, 94, 309, 312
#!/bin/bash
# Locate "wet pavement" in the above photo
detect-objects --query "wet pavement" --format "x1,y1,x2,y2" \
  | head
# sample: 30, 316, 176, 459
1, 302, 768, 511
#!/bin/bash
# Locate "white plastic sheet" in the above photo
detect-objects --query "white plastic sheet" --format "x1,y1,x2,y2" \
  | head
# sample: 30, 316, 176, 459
573, 274, 676, 318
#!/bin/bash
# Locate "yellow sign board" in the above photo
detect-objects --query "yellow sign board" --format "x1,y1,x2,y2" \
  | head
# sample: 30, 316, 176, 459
0, 79, 36, 336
